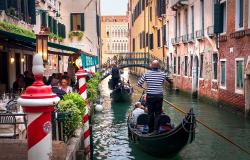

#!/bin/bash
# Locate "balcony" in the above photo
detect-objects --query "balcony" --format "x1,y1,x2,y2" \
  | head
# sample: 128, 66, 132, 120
207, 26, 215, 37
230, 30, 245, 39
219, 35, 227, 42
171, 37, 179, 45
188, 33, 195, 43
196, 30, 204, 40
246, 29, 250, 36
182, 34, 188, 44
171, 0, 188, 11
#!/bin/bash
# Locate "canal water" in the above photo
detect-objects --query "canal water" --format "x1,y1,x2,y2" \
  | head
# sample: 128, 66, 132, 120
93, 70, 250, 160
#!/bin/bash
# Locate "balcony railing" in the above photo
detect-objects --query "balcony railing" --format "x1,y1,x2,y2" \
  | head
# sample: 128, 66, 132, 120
182, 34, 188, 43
188, 33, 194, 42
207, 26, 214, 37
171, 37, 177, 45
171, 0, 188, 10
196, 30, 204, 40
177, 36, 182, 43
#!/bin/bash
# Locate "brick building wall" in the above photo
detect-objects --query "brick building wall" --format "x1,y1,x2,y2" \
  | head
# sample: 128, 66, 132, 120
218, 0, 250, 109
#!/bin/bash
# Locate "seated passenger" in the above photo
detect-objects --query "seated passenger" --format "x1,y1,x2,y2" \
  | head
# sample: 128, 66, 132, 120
131, 102, 146, 125
158, 114, 173, 133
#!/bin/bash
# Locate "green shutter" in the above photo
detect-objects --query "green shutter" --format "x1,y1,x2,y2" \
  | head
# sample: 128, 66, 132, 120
0, 0, 7, 10
62, 24, 66, 38
28, 0, 36, 24
70, 13, 73, 31
214, 3, 223, 33
53, 19, 57, 34
48, 16, 52, 32
41, 12, 47, 27
80, 13, 85, 31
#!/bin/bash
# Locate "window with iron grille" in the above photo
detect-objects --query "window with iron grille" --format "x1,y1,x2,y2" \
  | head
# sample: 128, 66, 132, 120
236, 59, 244, 90
212, 53, 218, 80
184, 56, 188, 76
178, 56, 181, 75
220, 60, 226, 87
200, 54, 203, 78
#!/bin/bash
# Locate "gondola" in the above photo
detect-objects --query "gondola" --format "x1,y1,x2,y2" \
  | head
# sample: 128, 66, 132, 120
127, 108, 196, 157
110, 82, 132, 102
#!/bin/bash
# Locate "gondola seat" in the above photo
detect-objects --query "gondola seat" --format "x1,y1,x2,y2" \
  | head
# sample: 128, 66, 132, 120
158, 114, 173, 133
136, 114, 149, 134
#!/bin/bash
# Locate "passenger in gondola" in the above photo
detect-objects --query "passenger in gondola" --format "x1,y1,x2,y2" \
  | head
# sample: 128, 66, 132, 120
137, 60, 166, 134
131, 102, 147, 126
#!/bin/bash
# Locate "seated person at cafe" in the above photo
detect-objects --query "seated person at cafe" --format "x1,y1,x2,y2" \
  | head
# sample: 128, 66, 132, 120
59, 78, 73, 93
51, 79, 66, 99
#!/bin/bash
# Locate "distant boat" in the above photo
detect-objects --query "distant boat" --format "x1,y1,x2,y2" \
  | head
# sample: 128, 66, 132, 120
127, 108, 196, 157
110, 83, 133, 102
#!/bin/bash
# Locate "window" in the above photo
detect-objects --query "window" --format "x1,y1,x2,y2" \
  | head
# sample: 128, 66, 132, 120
200, 55, 203, 78
41, 12, 47, 27
174, 16, 177, 38
221, 2, 227, 33
191, 6, 194, 34
190, 55, 193, 76
166, 21, 169, 45
177, 12, 181, 37
184, 9, 188, 35
150, 7, 152, 21
112, 43, 115, 51
184, 56, 188, 76
149, 33, 154, 49
236, 0, 244, 30
200, 0, 204, 31
220, 60, 226, 88
132, 38, 135, 51
107, 43, 110, 52
236, 59, 244, 91
70, 13, 84, 31
178, 56, 181, 75
157, 29, 161, 47
212, 53, 218, 80
162, 25, 166, 45
174, 57, 176, 74
146, 33, 149, 47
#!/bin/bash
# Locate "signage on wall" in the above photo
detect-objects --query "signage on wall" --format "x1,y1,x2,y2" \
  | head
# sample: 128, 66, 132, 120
80, 52, 98, 68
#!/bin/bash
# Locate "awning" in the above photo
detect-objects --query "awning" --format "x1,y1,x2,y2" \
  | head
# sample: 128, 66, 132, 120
0, 30, 80, 54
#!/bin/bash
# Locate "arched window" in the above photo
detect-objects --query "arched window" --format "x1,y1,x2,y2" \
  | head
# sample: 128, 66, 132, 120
115, 43, 117, 52
112, 43, 115, 51
107, 43, 110, 52
118, 43, 120, 51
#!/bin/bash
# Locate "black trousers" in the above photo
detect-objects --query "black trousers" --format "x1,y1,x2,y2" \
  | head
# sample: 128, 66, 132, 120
146, 95, 163, 133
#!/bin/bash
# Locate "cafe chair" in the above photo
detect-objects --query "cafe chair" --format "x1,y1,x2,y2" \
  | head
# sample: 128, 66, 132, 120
0, 113, 18, 138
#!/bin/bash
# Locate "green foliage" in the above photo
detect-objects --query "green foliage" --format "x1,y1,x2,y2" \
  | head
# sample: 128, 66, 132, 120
68, 31, 84, 40
49, 33, 64, 42
0, 21, 35, 38
63, 93, 86, 115
87, 72, 101, 102
58, 100, 81, 137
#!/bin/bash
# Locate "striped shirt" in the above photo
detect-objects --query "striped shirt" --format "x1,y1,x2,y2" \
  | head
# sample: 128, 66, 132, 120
137, 70, 166, 95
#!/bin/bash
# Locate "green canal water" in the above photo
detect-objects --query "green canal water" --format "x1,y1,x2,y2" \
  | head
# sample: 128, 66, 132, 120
93, 73, 250, 160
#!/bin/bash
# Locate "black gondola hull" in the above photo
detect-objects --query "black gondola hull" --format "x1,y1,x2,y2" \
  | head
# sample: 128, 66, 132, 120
128, 110, 196, 157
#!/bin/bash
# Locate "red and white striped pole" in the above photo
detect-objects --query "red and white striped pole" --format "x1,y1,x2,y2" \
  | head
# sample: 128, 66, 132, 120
18, 54, 60, 160
75, 68, 90, 160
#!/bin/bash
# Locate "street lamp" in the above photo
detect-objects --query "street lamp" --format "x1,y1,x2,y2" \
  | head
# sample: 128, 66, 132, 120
36, 27, 49, 62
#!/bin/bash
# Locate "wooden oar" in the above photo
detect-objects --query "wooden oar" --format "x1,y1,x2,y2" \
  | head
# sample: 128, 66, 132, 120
163, 99, 250, 156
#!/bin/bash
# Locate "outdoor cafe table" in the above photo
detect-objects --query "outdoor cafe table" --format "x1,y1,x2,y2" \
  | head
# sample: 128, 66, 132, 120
0, 103, 27, 139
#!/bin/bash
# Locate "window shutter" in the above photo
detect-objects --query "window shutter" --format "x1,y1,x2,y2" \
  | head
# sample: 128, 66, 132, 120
163, 25, 166, 45
48, 16, 52, 32
146, 33, 148, 47
53, 19, 57, 34
41, 12, 47, 27
214, 3, 223, 33
150, 33, 154, 49
81, 13, 85, 31
96, 15, 100, 37
28, 0, 36, 24
70, 13, 73, 31
239, 0, 244, 28
0, 0, 7, 10
62, 24, 66, 38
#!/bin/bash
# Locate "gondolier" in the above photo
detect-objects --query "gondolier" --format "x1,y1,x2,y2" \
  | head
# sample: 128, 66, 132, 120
137, 60, 166, 133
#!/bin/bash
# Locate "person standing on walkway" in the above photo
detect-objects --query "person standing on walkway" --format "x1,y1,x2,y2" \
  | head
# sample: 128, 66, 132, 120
137, 60, 166, 133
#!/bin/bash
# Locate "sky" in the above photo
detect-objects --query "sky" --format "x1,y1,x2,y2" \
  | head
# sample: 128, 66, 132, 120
101, 0, 128, 16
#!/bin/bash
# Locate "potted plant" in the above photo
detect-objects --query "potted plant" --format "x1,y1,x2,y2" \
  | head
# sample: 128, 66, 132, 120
68, 31, 84, 41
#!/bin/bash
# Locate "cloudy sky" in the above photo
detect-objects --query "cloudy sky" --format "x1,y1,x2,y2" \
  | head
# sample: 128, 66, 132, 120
101, 0, 128, 15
